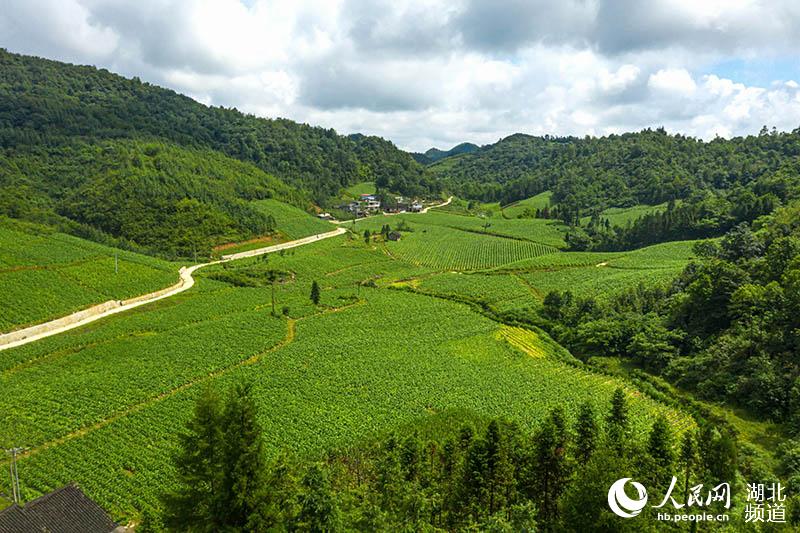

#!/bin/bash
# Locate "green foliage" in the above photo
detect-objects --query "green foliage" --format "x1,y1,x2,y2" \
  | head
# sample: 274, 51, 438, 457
0, 217, 176, 331
162, 382, 265, 532
502, 191, 554, 218
386, 223, 559, 270
0, 139, 301, 257
298, 464, 340, 532
310, 280, 320, 306
0, 49, 437, 205
249, 199, 334, 240
0, 235, 691, 520
162, 386, 223, 532
435, 128, 800, 215
343, 181, 376, 198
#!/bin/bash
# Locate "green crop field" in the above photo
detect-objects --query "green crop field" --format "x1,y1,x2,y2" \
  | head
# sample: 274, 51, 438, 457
0, 218, 177, 332
0, 234, 694, 521
503, 240, 696, 303
354, 209, 568, 248
250, 199, 334, 240
343, 181, 376, 197
580, 202, 678, 227
502, 190, 553, 218
519, 264, 683, 300
385, 224, 559, 270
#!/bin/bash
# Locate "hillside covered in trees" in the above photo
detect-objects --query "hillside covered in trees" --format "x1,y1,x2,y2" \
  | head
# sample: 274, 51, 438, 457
0, 49, 437, 256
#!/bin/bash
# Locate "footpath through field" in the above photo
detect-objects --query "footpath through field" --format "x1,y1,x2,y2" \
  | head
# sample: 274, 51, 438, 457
0, 227, 346, 351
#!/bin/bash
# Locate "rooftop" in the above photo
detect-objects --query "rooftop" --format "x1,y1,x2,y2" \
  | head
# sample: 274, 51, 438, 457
0, 484, 121, 533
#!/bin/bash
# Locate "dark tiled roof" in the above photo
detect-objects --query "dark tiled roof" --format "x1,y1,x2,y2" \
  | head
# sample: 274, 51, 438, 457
0, 483, 120, 533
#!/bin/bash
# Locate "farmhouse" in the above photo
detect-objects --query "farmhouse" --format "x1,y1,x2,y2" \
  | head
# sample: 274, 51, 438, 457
0, 483, 123, 533
409, 201, 424, 212
359, 194, 381, 212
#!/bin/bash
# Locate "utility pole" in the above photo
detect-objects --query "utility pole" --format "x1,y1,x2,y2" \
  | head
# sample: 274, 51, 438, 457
5, 447, 24, 503
114, 252, 118, 274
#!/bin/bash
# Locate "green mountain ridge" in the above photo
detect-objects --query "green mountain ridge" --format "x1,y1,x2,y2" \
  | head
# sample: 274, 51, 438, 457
411, 142, 480, 164
0, 48, 438, 257
0, 48, 436, 198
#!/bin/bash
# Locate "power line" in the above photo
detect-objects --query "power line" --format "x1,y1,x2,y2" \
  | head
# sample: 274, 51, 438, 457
4, 447, 25, 504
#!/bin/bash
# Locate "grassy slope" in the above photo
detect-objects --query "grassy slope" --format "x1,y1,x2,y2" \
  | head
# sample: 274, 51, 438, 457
579, 202, 676, 227
251, 199, 334, 240
0, 235, 693, 521
343, 181, 376, 198
0, 218, 177, 332
502, 191, 553, 218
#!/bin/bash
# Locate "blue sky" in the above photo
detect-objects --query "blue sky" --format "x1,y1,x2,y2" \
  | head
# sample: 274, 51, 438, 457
3, 0, 800, 151
709, 57, 800, 87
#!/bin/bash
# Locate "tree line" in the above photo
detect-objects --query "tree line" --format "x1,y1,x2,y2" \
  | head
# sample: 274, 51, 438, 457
517, 202, 800, 435
135, 381, 800, 532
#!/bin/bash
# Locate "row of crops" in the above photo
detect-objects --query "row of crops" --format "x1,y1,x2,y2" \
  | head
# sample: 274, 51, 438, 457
2, 286, 694, 520
387, 224, 559, 270
0, 227, 700, 522
0, 221, 177, 331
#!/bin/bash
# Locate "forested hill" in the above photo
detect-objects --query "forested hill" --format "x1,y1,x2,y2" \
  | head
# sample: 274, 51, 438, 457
433, 129, 800, 212
0, 49, 435, 203
411, 142, 480, 164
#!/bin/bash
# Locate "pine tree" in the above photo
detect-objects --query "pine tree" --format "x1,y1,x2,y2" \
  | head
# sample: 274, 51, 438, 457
533, 409, 570, 526
364, 229, 371, 244
162, 386, 223, 532
574, 402, 598, 463
606, 388, 629, 453
400, 433, 421, 482
462, 436, 489, 521
218, 381, 267, 529
679, 431, 697, 502
484, 420, 514, 515
251, 453, 300, 530
310, 280, 320, 306
299, 464, 340, 532
646, 415, 674, 487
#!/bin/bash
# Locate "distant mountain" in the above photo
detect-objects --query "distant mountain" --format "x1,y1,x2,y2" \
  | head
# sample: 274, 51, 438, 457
411, 142, 480, 164
428, 130, 800, 211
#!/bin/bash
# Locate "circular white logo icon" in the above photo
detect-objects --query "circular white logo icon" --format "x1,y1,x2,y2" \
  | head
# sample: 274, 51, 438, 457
608, 478, 648, 518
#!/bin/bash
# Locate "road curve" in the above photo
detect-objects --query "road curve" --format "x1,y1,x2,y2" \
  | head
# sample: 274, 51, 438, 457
0, 227, 347, 352
331, 196, 453, 224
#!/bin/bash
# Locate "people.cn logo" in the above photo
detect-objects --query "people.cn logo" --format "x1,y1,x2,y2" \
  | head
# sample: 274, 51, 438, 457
608, 478, 649, 518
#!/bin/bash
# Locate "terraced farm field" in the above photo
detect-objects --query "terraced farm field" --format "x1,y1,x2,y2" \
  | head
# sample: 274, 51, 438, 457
386, 224, 559, 270
0, 233, 696, 522
0, 218, 177, 332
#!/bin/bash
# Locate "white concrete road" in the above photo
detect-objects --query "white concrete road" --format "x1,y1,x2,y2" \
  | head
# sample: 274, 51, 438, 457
0, 227, 346, 351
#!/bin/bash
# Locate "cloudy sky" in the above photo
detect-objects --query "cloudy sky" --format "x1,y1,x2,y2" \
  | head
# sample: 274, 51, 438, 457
3, 0, 800, 151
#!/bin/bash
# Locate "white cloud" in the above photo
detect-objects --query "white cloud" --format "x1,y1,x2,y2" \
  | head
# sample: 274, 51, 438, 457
2, 0, 800, 150
648, 68, 697, 95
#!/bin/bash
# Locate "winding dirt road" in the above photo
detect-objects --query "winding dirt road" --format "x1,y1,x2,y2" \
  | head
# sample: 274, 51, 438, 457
0, 227, 346, 352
